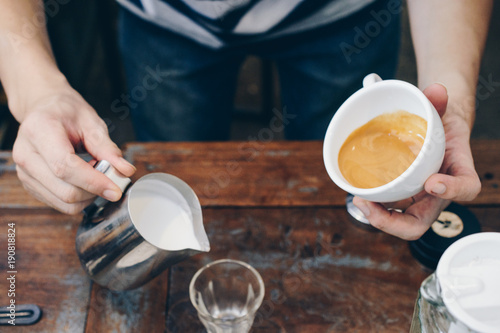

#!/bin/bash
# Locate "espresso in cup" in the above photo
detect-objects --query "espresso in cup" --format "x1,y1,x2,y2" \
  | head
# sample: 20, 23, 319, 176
338, 110, 427, 189
323, 74, 445, 203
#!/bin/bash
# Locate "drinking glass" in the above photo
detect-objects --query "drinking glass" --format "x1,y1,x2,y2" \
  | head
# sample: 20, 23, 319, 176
189, 259, 265, 333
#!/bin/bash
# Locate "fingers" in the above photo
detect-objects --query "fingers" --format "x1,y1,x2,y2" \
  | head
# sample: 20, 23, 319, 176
25, 123, 125, 200
424, 128, 480, 201
13, 117, 133, 214
353, 195, 450, 240
15, 143, 96, 202
349, 83, 477, 240
17, 165, 95, 215
425, 171, 481, 201
422, 82, 481, 202
12, 89, 137, 215
80, 117, 136, 178
381, 196, 415, 211
423, 83, 448, 117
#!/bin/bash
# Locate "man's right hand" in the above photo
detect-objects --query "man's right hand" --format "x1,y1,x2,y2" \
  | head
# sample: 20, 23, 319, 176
12, 87, 136, 214
0, 1, 135, 214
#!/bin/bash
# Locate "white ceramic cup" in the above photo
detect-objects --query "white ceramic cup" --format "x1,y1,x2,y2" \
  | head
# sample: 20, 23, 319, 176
323, 73, 445, 203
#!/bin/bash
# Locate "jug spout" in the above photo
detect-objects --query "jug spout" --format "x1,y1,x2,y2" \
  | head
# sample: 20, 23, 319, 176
126, 173, 210, 253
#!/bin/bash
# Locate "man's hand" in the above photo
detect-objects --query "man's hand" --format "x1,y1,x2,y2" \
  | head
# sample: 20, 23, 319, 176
0, 1, 136, 214
12, 86, 136, 214
353, 84, 481, 240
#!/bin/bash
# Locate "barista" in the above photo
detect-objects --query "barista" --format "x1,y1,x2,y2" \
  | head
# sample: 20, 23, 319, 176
0, 0, 491, 240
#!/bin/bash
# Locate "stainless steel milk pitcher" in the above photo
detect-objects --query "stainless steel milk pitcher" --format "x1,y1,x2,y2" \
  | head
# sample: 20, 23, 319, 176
75, 161, 210, 291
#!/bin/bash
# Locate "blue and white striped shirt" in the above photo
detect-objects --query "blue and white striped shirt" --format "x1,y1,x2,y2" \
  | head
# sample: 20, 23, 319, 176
117, 0, 375, 48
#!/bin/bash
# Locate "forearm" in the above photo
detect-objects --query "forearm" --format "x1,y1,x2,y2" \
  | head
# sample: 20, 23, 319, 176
0, 0, 67, 122
407, 0, 493, 128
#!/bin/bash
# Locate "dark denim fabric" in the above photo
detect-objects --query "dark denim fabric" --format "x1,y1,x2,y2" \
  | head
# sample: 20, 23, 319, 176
118, 0, 401, 141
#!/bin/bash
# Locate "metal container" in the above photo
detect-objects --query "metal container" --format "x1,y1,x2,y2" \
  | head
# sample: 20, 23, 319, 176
75, 161, 210, 291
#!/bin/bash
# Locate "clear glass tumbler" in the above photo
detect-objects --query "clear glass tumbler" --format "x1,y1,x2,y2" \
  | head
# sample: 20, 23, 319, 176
189, 259, 265, 333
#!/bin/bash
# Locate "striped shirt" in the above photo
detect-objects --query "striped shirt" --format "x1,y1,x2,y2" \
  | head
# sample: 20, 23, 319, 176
117, 0, 375, 48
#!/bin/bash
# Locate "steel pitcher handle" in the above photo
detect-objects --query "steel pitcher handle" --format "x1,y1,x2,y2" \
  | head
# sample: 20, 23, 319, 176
82, 160, 132, 218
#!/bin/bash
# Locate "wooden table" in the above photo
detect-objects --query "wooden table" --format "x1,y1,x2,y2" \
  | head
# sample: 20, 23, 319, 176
1, 140, 499, 332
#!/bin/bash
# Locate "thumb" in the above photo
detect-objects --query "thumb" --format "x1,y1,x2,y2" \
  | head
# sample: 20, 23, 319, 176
423, 83, 448, 118
424, 171, 481, 201
82, 121, 136, 178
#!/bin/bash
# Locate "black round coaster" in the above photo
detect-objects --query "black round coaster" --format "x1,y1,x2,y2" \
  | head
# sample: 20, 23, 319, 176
409, 202, 481, 270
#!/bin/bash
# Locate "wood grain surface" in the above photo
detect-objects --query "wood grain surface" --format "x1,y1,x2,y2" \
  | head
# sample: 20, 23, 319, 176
84, 271, 169, 333
123, 141, 345, 208
165, 206, 500, 333
0, 210, 90, 332
0, 152, 46, 209
0, 140, 499, 332
166, 207, 429, 333
2, 141, 500, 210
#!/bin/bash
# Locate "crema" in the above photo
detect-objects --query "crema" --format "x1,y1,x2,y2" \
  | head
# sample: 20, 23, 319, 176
338, 110, 427, 189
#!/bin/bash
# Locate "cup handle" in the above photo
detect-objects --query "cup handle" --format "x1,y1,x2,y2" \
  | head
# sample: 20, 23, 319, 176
362, 73, 383, 88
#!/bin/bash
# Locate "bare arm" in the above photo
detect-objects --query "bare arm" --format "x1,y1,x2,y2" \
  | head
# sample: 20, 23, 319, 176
0, 0, 65, 118
408, 0, 492, 127
0, 0, 135, 214
354, 0, 492, 239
